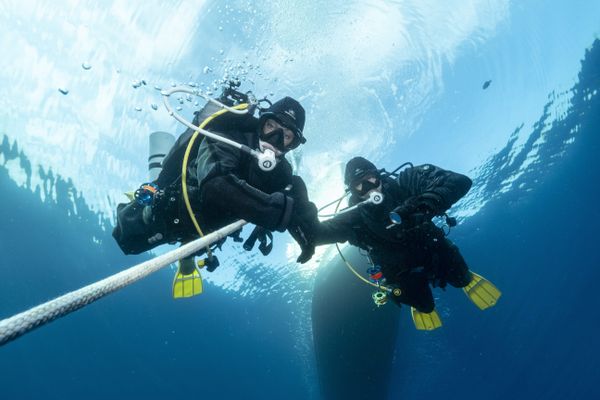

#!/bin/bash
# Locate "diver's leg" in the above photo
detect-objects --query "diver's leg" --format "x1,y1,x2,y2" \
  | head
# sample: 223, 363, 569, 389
389, 271, 435, 313
440, 240, 471, 288
113, 201, 165, 254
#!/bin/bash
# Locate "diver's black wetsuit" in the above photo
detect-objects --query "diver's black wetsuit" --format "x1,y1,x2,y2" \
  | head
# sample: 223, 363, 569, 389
113, 110, 305, 255
314, 164, 473, 312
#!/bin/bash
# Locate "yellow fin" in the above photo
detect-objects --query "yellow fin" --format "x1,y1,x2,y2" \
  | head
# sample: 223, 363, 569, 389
463, 272, 502, 310
124, 191, 135, 201
411, 307, 443, 331
172, 260, 203, 299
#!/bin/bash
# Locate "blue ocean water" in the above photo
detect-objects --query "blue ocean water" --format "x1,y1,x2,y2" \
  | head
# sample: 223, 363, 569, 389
389, 40, 600, 399
0, 163, 310, 398
1, 2, 600, 399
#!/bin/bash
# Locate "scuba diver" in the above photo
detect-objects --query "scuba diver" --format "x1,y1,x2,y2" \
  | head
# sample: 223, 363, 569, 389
310, 157, 501, 330
112, 85, 318, 298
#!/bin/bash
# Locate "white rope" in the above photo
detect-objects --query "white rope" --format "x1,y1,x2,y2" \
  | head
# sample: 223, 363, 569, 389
0, 220, 247, 347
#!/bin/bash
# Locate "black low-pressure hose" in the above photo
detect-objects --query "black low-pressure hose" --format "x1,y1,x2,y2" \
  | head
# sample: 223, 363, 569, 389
383, 162, 414, 179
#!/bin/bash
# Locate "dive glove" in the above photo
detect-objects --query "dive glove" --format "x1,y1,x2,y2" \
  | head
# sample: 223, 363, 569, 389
288, 218, 315, 263
243, 225, 274, 255
390, 194, 442, 227
286, 175, 318, 263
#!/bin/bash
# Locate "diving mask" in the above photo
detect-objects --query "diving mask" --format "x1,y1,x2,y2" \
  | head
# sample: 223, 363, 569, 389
352, 176, 381, 198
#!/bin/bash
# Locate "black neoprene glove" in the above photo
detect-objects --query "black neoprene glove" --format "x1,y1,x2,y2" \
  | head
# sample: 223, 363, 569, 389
391, 193, 442, 227
288, 215, 316, 263
286, 176, 319, 263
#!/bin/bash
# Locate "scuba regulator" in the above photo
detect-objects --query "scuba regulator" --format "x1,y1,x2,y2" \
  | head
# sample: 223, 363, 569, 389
161, 82, 278, 172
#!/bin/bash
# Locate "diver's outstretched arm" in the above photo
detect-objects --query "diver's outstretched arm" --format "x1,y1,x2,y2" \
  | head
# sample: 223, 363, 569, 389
201, 174, 294, 232
313, 210, 360, 246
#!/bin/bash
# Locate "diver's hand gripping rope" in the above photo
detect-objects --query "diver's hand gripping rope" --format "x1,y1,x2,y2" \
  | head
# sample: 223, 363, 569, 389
162, 86, 276, 171
0, 220, 247, 347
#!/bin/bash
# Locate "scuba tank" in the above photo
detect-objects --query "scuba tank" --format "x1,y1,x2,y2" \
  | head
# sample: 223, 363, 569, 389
133, 131, 176, 208
148, 131, 175, 182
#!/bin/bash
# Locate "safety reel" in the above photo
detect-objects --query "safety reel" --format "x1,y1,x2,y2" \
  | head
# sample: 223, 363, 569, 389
372, 291, 388, 307
367, 265, 389, 307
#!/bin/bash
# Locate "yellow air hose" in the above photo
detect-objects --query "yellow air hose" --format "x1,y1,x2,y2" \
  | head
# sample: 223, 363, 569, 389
180, 103, 249, 257
333, 197, 392, 292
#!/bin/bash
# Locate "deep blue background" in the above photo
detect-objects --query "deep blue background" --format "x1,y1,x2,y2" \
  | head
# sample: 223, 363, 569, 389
388, 39, 600, 400
0, 158, 311, 398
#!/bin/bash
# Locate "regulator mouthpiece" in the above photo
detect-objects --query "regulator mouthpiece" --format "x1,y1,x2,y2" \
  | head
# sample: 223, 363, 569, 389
257, 149, 277, 171
368, 191, 383, 205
